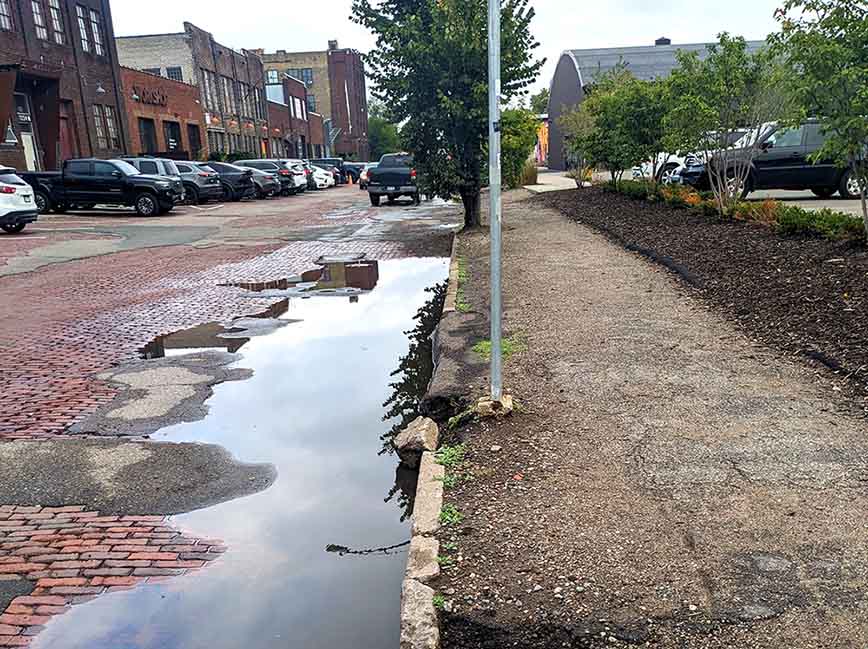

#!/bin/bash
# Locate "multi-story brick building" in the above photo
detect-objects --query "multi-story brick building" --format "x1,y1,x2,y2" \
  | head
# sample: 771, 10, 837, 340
116, 22, 268, 158
0, 0, 128, 171
257, 41, 369, 160
265, 75, 325, 159
120, 67, 207, 159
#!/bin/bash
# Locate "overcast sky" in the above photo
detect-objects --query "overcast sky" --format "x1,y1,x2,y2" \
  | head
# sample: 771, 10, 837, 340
111, 0, 782, 94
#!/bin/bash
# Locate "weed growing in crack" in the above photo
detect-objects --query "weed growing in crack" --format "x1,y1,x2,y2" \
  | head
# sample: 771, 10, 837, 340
433, 594, 446, 610
437, 555, 455, 567
439, 504, 463, 526
436, 444, 466, 468
472, 334, 527, 361
456, 257, 471, 313
443, 541, 458, 552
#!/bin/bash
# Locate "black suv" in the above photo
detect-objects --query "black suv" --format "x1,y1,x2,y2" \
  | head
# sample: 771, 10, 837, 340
22, 158, 183, 216
682, 120, 864, 199
204, 162, 256, 201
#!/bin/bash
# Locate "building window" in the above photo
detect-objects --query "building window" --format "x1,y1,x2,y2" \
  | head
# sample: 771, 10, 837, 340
139, 118, 157, 153
31, 1, 48, 40
103, 106, 120, 149
76, 5, 90, 52
89, 9, 104, 56
306, 94, 316, 113
221, 76, 236, 114
93, 106, 107, 149
0, 0, 12, 30
48, 0, 64, 44
267, 70, 278, 84
166, 67, 183, 82
286, 68, 313, 85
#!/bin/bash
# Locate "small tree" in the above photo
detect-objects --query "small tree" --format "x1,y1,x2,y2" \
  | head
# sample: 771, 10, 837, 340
772, 0, 868, 238
353, 0, 544, 228
500, 107, 539, 188
664, 34, 795, 216
367, 100, 402, 161
557, 102, 596, 186
529, 87, 549, 114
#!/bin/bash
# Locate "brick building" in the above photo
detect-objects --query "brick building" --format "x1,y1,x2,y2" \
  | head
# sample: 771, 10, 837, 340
0, 0, 128, 171
265, 75, 325, 159
257, 41, 369, 160
116, 22, 268, 158
120, 67, 207, 159
265, 100, 290, 158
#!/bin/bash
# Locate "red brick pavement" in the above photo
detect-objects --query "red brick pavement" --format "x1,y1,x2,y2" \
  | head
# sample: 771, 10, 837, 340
0, 505, 224, 646
0, 228, 415, 439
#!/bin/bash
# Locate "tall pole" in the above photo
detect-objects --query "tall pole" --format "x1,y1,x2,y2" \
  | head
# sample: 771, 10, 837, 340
488, 0, 503, 402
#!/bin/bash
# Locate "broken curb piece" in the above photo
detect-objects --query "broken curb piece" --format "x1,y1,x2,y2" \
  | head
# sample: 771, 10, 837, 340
394, 417, 440, 468
476, 394, 514, 418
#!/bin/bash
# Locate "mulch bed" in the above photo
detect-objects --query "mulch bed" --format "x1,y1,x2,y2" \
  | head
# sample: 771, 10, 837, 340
538, 188, 868, 415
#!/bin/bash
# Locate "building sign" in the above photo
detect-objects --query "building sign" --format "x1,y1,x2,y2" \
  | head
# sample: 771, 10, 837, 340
132, 85, 168, 107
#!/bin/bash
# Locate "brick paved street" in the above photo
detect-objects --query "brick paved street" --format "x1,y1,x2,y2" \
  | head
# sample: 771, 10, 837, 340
0, 186, 461, 647
0, 187, 458, 440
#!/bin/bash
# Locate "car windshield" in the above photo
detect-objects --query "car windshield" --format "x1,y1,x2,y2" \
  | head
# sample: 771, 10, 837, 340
108, 160, 141, 176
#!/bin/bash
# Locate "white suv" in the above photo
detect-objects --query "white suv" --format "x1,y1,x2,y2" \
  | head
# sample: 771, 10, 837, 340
0, 167, 38, 234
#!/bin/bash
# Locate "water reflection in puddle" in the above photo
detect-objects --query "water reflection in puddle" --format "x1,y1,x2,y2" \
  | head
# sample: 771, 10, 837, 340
33, 257, 449, 649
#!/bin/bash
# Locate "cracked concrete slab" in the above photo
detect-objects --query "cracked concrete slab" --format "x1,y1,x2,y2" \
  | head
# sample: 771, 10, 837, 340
71, 351, 252, 437
0, 438, 275, 515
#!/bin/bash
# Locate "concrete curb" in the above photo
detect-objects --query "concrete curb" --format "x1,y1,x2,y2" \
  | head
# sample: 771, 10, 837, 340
400, 448, 444, 648
443, 235, 460, 315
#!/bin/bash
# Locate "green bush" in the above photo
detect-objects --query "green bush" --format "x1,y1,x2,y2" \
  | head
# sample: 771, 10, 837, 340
605, 179, 654, 200
501, 108, 541, 189
775, 205, 866, 242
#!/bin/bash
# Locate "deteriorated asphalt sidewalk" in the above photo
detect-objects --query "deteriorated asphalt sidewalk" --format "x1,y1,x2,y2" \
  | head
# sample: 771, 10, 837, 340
438, 192, 868, 648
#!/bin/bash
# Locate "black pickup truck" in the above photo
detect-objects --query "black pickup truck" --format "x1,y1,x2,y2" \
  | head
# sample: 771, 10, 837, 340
366, 153, 420, 206
22, 158, 184, 216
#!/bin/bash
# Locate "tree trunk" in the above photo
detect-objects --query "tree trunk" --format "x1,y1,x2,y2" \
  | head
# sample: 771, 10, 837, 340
461, 188, 481, 229
860, 186, 868, 241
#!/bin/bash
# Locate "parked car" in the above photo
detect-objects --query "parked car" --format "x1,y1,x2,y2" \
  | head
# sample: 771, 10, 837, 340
122, 157, 185, 202
343, 162, 366, 184
22, 158, 183, 216
204, 161, 256, 201
313, 163, 341, 186
680, 120, 864, 199
278, 159, 309, 193
366, 153, 420, 206
239, 167, 281, 199
174, 161, 224, 204
310, 158, 348, 184
308, 164, 335, 189
234, 159, 297, 196
0, 167, 38, 234
359, 163, 378, 190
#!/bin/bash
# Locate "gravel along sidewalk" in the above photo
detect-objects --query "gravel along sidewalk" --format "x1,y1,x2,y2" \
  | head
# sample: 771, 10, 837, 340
436, 191, 868, 648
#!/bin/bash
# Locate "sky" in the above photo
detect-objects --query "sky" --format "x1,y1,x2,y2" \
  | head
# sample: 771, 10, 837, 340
111, 0, 783, 95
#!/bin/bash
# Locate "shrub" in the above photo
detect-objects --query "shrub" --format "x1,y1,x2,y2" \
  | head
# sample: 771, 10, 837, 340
519, 160, 538, 186
776, 206, 865, 242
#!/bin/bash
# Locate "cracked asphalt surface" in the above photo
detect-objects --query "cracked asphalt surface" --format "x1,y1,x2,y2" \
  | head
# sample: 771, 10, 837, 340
438, 192, 868, 648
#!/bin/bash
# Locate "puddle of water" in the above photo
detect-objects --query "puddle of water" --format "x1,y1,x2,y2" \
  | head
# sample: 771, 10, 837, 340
34, 257, 449, 649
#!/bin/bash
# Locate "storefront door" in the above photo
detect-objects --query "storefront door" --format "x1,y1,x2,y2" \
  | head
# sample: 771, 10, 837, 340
163, 121, 181, 153
13, 93, 40, 171
58, 101, 79, 164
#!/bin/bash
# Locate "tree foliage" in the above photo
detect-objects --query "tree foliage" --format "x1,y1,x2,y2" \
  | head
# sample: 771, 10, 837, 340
663, 34, 795, 214
367, 100, 402, 161
529, 87, 549, 114
352, 0, 544, 227
500, 108, 539, 189
772, 0, 868, 236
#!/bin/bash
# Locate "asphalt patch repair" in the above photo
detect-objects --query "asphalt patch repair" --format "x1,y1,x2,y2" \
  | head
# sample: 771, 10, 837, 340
434, 190, 868, 649
539, 187, 868, 416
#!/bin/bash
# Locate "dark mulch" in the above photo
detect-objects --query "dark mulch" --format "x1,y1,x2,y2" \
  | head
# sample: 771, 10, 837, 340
539, 187, 868, 415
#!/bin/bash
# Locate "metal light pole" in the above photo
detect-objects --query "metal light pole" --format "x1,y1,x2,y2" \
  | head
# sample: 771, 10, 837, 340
488, 0, 503, 402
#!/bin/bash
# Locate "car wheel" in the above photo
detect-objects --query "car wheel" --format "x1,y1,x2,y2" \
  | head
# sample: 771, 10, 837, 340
134, 193, 158, 217
370, 194, 380, 207
34, 191, 51, 214
185, 186, 200, 205
839, 169, 864, 199
656, 165, 678, 184
1, 223, 26, 234
810, 187, 835, 199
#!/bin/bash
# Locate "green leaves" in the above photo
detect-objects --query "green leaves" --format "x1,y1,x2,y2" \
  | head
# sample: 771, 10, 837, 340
352, 0, 544, 226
